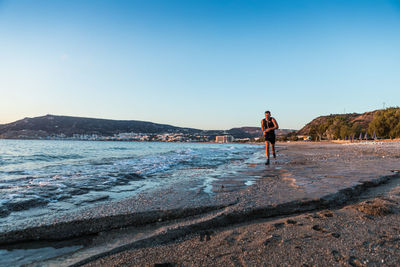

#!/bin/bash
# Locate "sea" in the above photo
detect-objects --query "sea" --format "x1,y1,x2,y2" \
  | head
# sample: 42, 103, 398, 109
0, 139, 264, 228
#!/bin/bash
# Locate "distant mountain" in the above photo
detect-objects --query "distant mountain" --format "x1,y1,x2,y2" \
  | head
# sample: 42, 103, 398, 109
0, 115, 201, 139
0, 115, 292, 140
225, 127, 262, 138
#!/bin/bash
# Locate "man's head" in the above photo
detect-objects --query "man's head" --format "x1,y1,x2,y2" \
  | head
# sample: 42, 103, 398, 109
265, 111, 271, 119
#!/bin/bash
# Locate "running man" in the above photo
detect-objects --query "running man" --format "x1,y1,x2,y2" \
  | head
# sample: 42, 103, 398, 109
261, 111, 279, 165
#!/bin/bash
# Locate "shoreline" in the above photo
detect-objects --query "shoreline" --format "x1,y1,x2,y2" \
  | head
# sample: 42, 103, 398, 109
2, 142, 398, 243
2, 141, 400, 266
2, 172, 399, 246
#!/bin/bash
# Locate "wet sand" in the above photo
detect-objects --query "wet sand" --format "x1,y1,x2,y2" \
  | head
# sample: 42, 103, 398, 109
2, 141, 400, 266
83, 180, 400, 267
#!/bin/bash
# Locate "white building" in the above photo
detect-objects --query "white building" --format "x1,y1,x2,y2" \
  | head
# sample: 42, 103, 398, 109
215, 135, 234, 143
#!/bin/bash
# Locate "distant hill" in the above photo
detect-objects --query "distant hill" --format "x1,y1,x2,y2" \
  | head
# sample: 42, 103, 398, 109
0, 114, 293, 140
0, 115, 201, 138
275, 129, 297, 136
227, 127, 295, 138
226, 127, 262, 138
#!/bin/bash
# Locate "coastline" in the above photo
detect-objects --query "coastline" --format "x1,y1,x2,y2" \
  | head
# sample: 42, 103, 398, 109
2, 141, 400, 266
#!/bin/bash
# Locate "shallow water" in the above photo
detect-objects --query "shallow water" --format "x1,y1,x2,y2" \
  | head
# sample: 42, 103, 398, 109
0, 140, 264, 227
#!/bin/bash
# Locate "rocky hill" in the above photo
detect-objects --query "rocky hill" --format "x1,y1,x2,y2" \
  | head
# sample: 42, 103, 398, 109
0, 115, 202, 138
296, 110, 378, 140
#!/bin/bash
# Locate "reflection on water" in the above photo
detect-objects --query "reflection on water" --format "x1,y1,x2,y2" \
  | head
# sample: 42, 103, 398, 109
208, 159, 291, 193
281, 172, 301, 189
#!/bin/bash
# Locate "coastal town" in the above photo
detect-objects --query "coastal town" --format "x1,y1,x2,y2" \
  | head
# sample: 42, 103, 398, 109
67, 132, 231, 143
49, 132, 244, 143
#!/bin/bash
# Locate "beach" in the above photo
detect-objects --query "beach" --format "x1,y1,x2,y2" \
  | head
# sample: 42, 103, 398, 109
83, 181, 400, 267
1, 141, 400, 266
2, 0, 400, 266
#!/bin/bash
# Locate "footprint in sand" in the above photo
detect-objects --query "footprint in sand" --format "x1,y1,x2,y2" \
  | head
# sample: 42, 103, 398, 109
199, 231, 213, 242
312, 224, 324, 231
264, 234, 282, 246
285, 219, 297, 225
312, 224, 340, 239
273, 222, 285, 229
322, 211, 334, 217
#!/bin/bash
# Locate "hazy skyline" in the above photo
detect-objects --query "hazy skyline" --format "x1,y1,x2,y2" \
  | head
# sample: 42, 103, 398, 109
1, 0, 399, 130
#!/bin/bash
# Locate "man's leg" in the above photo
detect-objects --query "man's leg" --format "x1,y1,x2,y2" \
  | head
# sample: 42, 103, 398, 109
265, 141, 270, 165
271, 143, 276, 158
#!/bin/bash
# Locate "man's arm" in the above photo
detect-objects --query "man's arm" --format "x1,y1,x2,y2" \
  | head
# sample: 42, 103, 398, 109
272, 118, 279, 130
261, 119, 266, 134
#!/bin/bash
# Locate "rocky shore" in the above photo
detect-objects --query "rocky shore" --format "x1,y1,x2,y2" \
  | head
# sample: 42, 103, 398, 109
2, 141, 400, 266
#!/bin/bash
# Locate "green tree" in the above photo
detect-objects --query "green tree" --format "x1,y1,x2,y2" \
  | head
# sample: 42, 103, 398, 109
309, 124, 318, 141
340, 125, 351, 140
317, 123, 329, 141
368, 107, 400, 139
351, 123, 362, 139
387, 108, 400, 139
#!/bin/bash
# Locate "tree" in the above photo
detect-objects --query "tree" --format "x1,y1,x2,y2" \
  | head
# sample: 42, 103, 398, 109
351, 123, 362, 138
340, 125, 351, 140
368, 107, 400, 139
317, 123, 329, 141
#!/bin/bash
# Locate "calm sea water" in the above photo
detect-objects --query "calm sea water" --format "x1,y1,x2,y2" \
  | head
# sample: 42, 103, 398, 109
0, 140, 263, 226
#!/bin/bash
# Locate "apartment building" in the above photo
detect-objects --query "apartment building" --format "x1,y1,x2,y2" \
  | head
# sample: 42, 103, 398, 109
215, 135, 234, 143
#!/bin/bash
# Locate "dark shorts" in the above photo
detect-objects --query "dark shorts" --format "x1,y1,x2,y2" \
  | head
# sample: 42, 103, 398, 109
264, 133, 276, 145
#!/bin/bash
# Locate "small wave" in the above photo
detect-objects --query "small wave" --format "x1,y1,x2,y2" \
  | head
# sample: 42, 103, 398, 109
2, 154, 84, 165
213, 145, 238, 151
106, 147, 129, 151
31, 154, 84, 161
0, 141, 261, 221
28, 178, 55, 187
111, 149, 196, 177
0, 170, 27, 176
173, 148, 195, 154
107, 172, 144, 183
0, 175, 39, 186
120, 173, 144, 180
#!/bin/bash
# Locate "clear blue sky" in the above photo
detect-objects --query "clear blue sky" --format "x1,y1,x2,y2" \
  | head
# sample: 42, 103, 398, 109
0, 0, 399, 130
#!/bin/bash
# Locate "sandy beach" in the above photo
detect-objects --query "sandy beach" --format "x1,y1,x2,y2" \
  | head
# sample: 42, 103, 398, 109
2, 141, 400, 266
